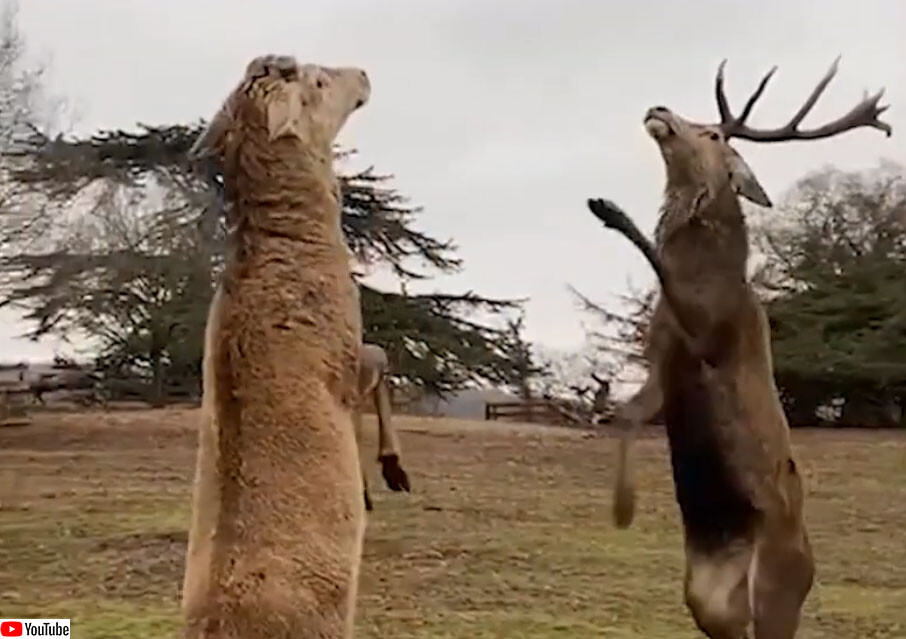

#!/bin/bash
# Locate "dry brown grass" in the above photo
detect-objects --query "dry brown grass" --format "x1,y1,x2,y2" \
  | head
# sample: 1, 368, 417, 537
1, 409, 904, 638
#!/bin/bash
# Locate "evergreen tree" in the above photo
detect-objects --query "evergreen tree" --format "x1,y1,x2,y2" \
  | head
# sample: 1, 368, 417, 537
2, 105, 541, 399
754, 162, 906, 426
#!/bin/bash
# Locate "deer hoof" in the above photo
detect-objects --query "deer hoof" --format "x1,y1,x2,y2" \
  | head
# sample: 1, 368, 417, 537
380, 455, 411, 492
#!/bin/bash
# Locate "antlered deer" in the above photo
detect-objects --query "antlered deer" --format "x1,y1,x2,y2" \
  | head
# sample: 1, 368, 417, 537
588, 58, 891, 639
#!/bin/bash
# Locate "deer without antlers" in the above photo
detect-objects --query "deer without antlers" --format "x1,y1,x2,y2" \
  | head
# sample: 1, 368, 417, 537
588, 58, 890, 639
181, 55, 371, 639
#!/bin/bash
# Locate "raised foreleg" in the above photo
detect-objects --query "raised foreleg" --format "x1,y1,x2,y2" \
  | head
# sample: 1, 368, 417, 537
610, 368, 663, 528
357, 344, 410, 510
373, 372, 410, 492
587, 198, 713, 366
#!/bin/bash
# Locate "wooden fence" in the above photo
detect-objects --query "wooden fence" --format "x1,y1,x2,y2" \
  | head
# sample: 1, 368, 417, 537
485, 398, 617, 428
485, 399, 570, 425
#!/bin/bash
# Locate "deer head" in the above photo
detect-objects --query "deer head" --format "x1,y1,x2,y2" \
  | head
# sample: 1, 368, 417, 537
188, 54, 370, 163
645, 57, 891, 209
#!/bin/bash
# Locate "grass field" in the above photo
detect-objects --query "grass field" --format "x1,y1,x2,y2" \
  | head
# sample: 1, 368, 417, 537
1, 409, 905, 638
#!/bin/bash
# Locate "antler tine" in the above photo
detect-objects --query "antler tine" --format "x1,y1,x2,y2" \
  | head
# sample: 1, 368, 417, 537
713, 59, 778, 129
802, 87, 892, 138
722, 57, 893, 142
735, 65, 778, 126
714, 59, 733, 123
783, 55, 840, 130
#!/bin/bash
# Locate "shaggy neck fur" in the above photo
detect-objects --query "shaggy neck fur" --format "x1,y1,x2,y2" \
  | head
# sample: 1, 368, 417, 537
227, 126, 340, 243
655, 179, 749, 284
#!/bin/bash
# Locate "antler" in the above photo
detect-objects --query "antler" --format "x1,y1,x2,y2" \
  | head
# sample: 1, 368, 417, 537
713, 56, 892, 142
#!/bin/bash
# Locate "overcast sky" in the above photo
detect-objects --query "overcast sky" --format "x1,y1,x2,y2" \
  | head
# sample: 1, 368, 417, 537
3, 0, 904, 360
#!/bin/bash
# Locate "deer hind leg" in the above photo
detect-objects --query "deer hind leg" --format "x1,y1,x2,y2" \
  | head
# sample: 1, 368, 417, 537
352, 399, 372, 511
611, 370, 662, 527
374, 375, 410, 492
750, 527, 814, 639
363, 478, 373, 512
182, 286, 225, 620
684, 541, 753, 639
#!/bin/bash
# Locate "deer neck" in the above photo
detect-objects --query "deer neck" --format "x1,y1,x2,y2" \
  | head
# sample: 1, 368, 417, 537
655, 181, 749, 280
226, 141, 345, 256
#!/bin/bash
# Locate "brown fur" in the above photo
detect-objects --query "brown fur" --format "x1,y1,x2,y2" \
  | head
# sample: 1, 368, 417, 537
593, 59, 890, 635
354, 342, 410, 512
180, 55, 371, 639
589, 109, 812, 639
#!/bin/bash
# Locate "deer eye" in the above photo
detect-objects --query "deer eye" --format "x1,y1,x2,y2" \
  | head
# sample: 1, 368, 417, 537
316, 79, 324, 89
709, 132, 720, 141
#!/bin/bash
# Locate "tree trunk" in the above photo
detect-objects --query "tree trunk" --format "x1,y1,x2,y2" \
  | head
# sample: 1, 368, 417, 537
520, 381, 533, 423
150, 348, 164, 408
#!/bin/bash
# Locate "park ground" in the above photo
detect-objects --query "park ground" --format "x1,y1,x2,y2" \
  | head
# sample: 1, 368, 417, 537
1, 409, 905, 638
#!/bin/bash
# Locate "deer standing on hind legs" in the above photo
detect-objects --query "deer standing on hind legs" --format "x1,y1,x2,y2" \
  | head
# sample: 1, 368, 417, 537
355, 342, 410, 511
588, 58, 891, 639
180, 55, 371, 639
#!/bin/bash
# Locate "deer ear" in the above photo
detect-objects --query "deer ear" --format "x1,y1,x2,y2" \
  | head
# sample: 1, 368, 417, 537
726, 146, 772, 208
188, 105, 234, 161
266, 83, 306, 142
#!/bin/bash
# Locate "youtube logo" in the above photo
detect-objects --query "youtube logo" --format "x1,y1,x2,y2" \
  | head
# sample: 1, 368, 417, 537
0, 620, 70, 637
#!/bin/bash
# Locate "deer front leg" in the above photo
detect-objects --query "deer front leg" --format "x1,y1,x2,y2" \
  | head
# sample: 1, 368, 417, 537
373, 375, 410, 493
611, 369, 663, 528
